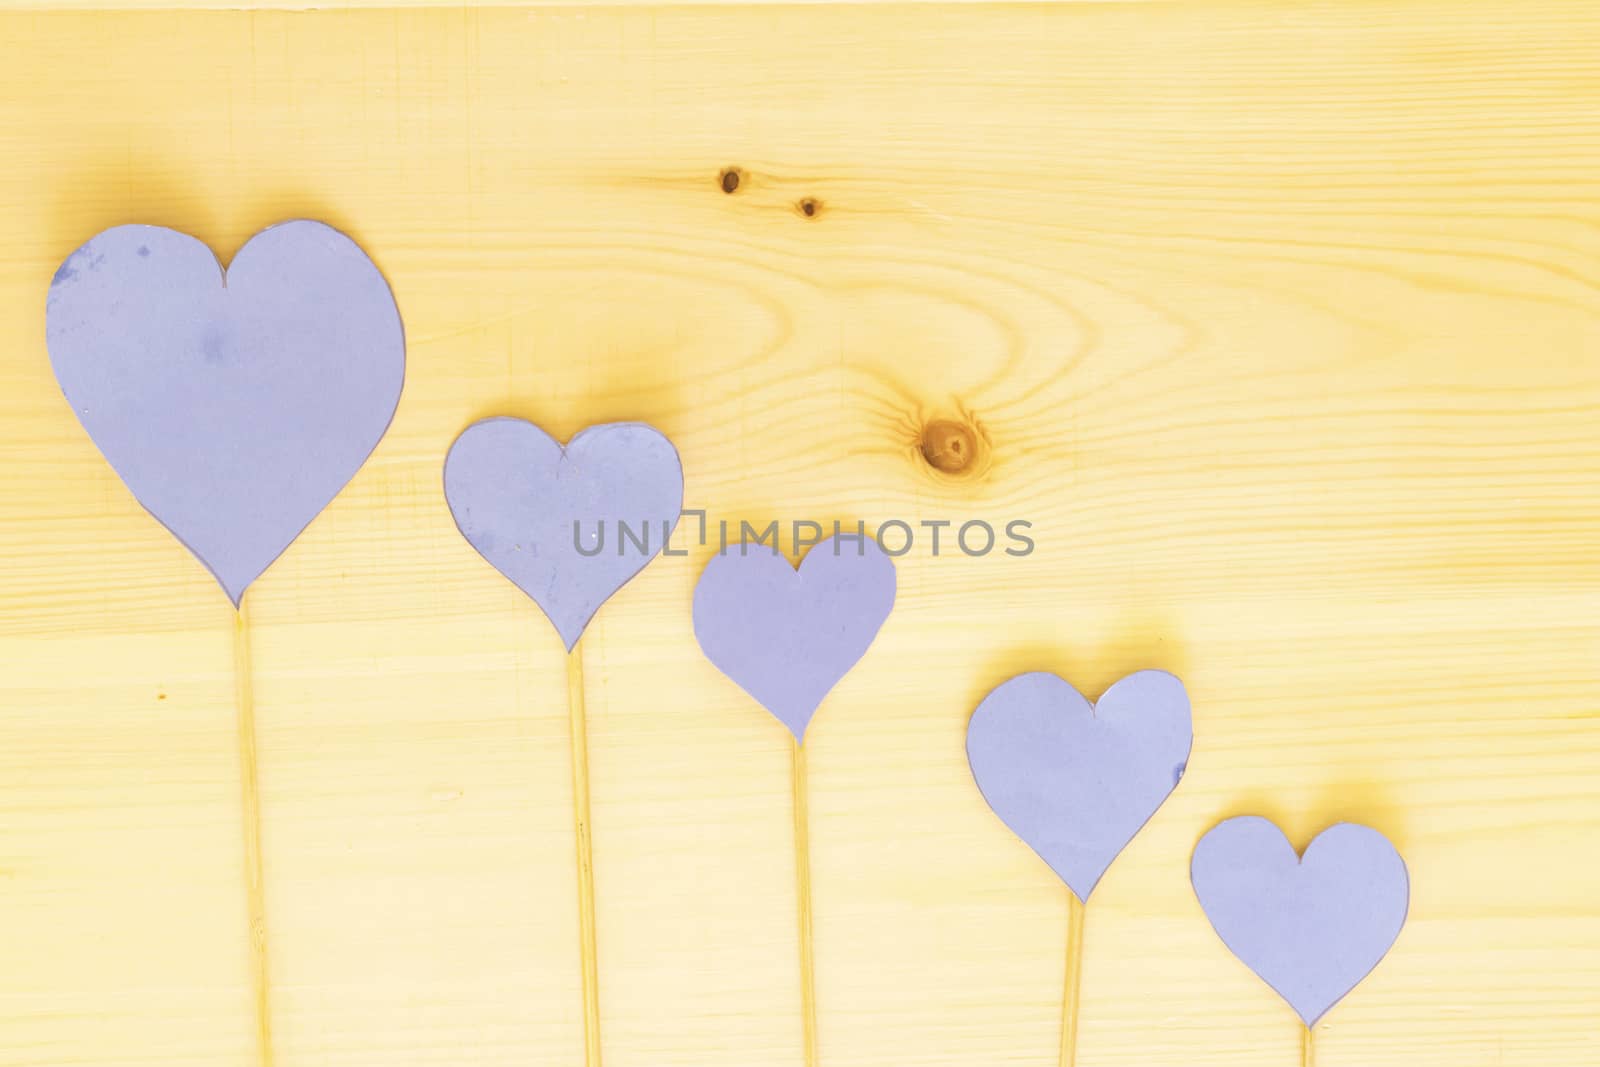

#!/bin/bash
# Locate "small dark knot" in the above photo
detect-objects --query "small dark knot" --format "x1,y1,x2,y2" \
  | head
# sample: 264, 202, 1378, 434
920, 418, 979, 475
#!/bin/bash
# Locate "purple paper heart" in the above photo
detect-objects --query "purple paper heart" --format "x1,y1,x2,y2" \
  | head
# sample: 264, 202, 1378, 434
966, 670, 1192, 902
1191, 816, 1409, 1027
45, 220, 405, 604
692, 536, 896, 741
444, 417, 684, 650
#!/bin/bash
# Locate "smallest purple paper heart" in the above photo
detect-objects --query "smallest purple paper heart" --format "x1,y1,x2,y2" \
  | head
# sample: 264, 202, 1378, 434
692, 535, 896, 741
966, 670, 1192, 903
1191, 816, 1409, 1027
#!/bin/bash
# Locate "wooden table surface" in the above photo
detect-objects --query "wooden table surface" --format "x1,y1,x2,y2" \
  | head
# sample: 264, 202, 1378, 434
1, 3, 1597, 1066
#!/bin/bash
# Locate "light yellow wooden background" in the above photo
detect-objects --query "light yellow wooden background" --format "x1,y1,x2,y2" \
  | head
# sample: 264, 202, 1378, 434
1, 3, 1598, 1066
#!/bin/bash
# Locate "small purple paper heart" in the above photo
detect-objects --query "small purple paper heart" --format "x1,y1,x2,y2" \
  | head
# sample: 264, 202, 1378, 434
46, 221, 405, 604
966, 670, 1192, 902
444, 417, 684, 650
692, 536, 896, 742
1191, 816, 1409, 1026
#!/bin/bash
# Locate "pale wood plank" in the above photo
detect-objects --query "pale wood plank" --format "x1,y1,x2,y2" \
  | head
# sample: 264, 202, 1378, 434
0, 4, 1595, 1066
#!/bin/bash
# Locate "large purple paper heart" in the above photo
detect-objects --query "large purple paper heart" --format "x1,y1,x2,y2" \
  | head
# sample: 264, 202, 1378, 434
966, 670, 1191, 903
1191, 816, 1409, 1027
444, 417, 684, 650
46, 220, 404, 605
692, 536, 896, 741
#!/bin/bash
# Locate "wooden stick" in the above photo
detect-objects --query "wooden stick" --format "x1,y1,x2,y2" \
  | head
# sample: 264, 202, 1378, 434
567, 638, 603, 1067
1302, 1024, 1315, 1067
791, 738, 818, 1067
233, 596, 274, 1067
1058, 892, 1085, 1067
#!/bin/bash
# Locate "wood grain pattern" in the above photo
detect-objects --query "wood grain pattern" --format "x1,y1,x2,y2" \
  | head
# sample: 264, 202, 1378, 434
0, 4, 1596, 1066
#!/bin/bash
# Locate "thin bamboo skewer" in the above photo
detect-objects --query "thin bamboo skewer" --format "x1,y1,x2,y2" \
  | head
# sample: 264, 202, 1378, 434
1058, 893, 1085, 1067
233, 596, 274, 1067
567, 638, 603, 1067
792, 738, 819, 1067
